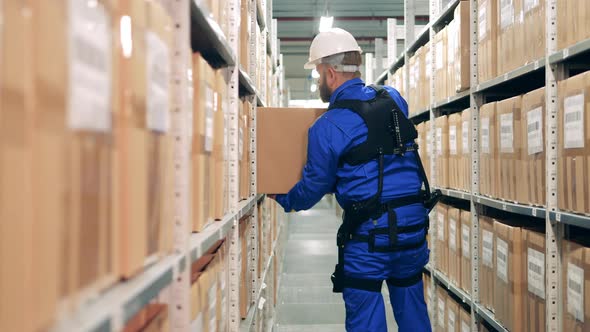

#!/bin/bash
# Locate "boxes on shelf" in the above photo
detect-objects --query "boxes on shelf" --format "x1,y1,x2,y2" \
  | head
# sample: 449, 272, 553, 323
558, 71, 590, 215
497, 95, 525, 203
562, 238, 590, 331
447, 294, 460, 332
417, 122, 431, 182
420, 43, 432, 112
459, 109, 471, 192
190, 254, 214, 329
408, 54, 419, 116
478, 0, 498, 83
434, 28, 448, 103
216, 241, 229, 332
497, 0, 524, 76
494, 219, 525, 332
480, 102, 500, 198
256, 107, 326, 194
524, 228, 546, 332
557, 0, 590, 50
460, 210, 472, 294
240, 0, 252, 69
213, 70, 228, 220
448, 113, 462, 190
460, 305, 471, 332
436, 203, 449, 276
424, 273, 433, 308
123, 303, 169, 332
523, 0, 545, 63
521, 87, 546, 206
436, 286, 447, 332
240, 217, 253, 318
451, 0, 470, 94
448, 208, 462, 286
239, 99, 253, 200
479, 216, 495, 312
435, 115, 449, 188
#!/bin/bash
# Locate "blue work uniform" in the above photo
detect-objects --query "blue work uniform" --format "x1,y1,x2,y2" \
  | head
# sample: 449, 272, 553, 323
276, 78, 431, 332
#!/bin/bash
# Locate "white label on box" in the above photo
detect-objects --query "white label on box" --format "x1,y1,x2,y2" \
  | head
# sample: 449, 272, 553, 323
567, 262, 585, 322
461, 320, 470, 332
496, 238, 509, 283
68, 0, 112, 132
436, 40, 444, 70
481, 117, 490, 154
450, 125, 458, 155
500, 0, 514, 29
146, 32, 170, 133
204, 88, 215, 152
448, 310, 456, 331
438, 298, 446, 326
478, 4, 487, 40
437, 213, 445, 241
436, 128, 443, 156
239, 126, 244, 161
564, 94, 585, 149
527, 248, 545, 299
482, 230, 494, 267
449, 218, 458, 252
527, 107, 544, 155
500, 113, 514, 153
462, 224, 470, 258
525, 0, 539, 13
462, 121, 469, 153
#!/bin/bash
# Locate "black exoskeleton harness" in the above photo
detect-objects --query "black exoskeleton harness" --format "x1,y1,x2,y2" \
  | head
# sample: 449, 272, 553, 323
330, 85, 442, 293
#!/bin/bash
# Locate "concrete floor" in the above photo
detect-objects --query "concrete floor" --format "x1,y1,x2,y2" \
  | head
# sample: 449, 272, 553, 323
274, 197, 398, 332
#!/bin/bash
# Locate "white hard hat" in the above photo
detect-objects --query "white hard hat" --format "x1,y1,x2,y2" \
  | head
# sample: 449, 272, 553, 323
304, 28, 362, 69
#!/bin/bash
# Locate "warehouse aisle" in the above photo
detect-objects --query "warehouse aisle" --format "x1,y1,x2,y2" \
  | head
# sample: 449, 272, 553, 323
274, 197, 398, 331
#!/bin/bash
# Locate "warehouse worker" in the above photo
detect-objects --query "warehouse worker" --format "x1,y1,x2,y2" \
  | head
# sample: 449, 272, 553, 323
270, 28, 440, 332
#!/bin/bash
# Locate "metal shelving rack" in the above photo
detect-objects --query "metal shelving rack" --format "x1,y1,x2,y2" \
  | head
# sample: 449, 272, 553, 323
380, 0, 590, 331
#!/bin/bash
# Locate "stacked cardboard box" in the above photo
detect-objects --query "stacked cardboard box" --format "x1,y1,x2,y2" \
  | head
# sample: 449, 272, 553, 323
451, 0, 471, 94
213, 70, 228, 220
460, 306, 471, 332
497, 0, 524, 76
497, 95, 525, 203
435, 115, 449, 188
424, 273, 433, 308
448, 208, 462, 286
480, 102, 500, 198
522, 87, 546, 206
448, 113, 462, 190
447, 294, 460, 332
408, 54, 420, 115
523, 0, 545, 63
240, 217, 253, 318
419, 43, 432, 112
460, 210, 472, 294
558, 72, 590, 215
524, 228, 546, 332
190, 254, 214, 330
239, 99, 253, 200
240, 0, 252, 70
494, 220, 525, 332
417, 122, 431, 182
479, 216, 495, 312
436, 203, 449, 276
459, 109, 471, 192
562, 238, 590, 331
558, 0, 590, 50
436, 286, 448, 332
434, 29, 448, 103
478, 0, 498, 83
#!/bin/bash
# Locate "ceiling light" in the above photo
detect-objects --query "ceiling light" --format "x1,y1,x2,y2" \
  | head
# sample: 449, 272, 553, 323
311, 69, 320, 78
310, 83, 318, 92
319, 16, 333, 32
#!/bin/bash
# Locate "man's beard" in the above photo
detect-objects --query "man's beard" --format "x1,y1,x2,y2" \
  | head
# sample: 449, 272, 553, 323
319, 75, 331, 102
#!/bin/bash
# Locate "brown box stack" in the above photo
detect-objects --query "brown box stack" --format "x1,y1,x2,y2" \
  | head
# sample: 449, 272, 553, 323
256, 108, 326, 194
479, 102, 499, 198
424, 273, 432, 307
190, 254, 214, 329
557, 0, 590, 50
435, 115, 450, 188
453, 0, 471, 94
460, 109, 471, 192
447, 295, 460, 332
478, 0, 498, 83
239, 217, 252, 318
479, 216, 495, 312
494, 220, 525, 332
521, 87, 546, 206
434, 29, 448, 103
213, 70, 228, 220
460, 210, 472, 294
436, 203, 449, 276
417, 122, 431, 182
558, 72, 590, 215
497, 0, 524, 76
523, 0, 545, 63
497, 95, 525, 203
448, 113, 462, 190
436, 286, 447, 332
562, 239, 590, 331
524, 228, 546, 332
240, 0, 251, 69
422, 43, 432, 111
448, 208, 462, 286
460, 305, 471, 332
239, 99, 252, 200
408, 54, 419, 116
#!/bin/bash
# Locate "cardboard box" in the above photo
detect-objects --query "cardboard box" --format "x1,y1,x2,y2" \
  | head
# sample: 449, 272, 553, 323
436, 286, 447, 332
460, 109, 471, 192
448, 208, 462, 286
417, 122, 431, 182
460, 210, 472, 294
523, 0, 545, 63
460, 305, 471, 332
453, 0, 471, 93
240, 0, 251, 69
522, 87, 546, 206
524, 228, 546, 332
497, 0, 524, 75
239, 99, 252, 200
190, 255, 214, 326
562, 239, 590, 331
213, 70, 228, 220
434, 29, 448, 103
436, 204, 449, 276
239, 217, 252, 318
424, 273, 433, 308
479, 216, 495, 312
493, 220, 525, 332
192, 53, 216, 231
422, 43, 432, 111
480, 102, 500, 198
447, 295, 460, 332
256, 107, 326, 194
497, 95, 524, 203
557, 0, 590, 50
478, 0, 498, 83
448, 114, 462, 190
435, 115, 449, 188
558, 72, 590, 215
216, 241, 228, 332
123, 303, 169, 332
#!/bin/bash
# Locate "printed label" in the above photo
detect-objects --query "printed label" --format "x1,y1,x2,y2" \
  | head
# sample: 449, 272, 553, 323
462, 321, 470, 332
68, 0, 112, 132
436, 128, 443, 156
496, 238, 509, 283
462, 121, 469, 153
436, 40, 444, 70
564, 94, 585, 149
449, 218, 458, 252
462, 224, 470, 258
500, 0, 514, 29
479, 4, 487, 40
438, 298, 445, 327
482, 230, 493, 267
448, 310, 456, 331
204, 88, 215, 152
481, 118, 490, 154
567, 263, 585, 322
437, 213, 445, 241
500, 113, 514, 153
527, 107, 544, 155
524, 0, 539, 13
527, 248, 545, 299
146, 32, 170, 133
450, 125, 458, 155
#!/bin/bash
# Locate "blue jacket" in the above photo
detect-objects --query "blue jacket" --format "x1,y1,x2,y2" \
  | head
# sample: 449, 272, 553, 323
276, 78, 427, 241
